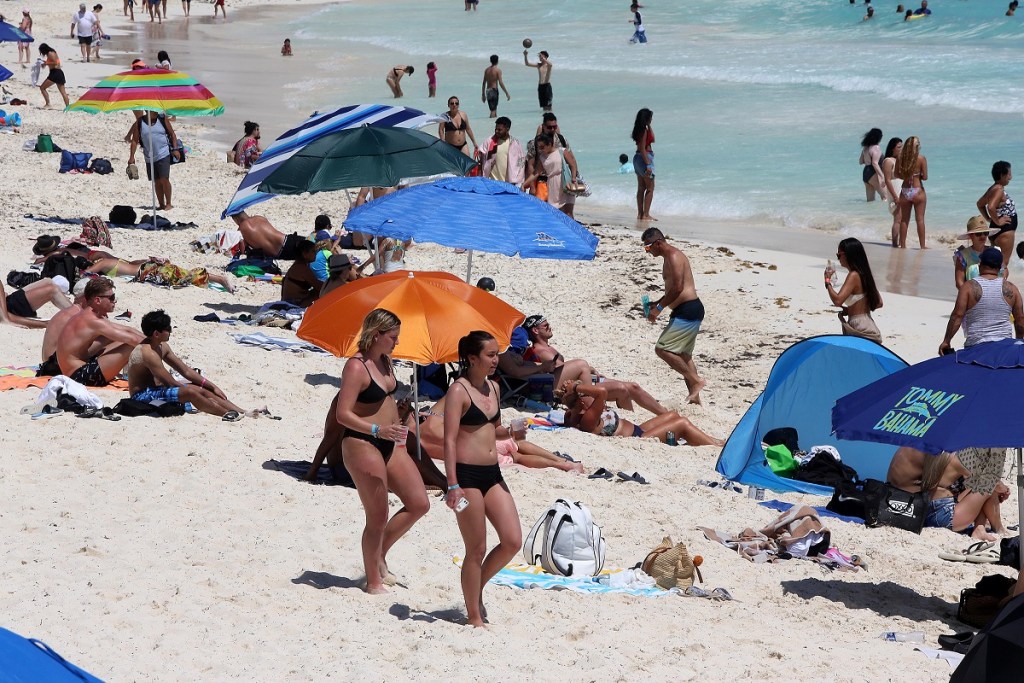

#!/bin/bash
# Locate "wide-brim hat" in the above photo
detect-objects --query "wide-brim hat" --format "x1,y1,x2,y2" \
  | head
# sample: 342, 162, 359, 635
31, 234, 61, 256
957, 215, 998, 240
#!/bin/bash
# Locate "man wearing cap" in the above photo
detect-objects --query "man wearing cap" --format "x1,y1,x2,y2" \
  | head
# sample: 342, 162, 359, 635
476, 277, 496, 292
940, 246, 1024, 355
57, 277, 144, 387
315, 214, 366, 250
71, 3, 98, 62
522, 313, 668, 415
38, 278, 90, 376
320, 254, 362, 298
954, 216, 1000, 290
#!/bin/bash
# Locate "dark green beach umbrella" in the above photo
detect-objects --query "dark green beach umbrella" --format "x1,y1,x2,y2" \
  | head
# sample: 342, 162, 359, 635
256, 126, 478, 195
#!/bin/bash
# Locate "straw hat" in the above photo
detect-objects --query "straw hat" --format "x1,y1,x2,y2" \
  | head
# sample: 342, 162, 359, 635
957, 215, 996, 240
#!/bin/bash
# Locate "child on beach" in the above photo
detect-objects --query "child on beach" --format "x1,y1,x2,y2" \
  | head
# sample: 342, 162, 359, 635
426, 61, 437, 97
281, 39, 292, 57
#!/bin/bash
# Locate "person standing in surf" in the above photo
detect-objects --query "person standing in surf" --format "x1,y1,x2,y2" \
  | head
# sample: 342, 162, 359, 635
524, 49, 553, 113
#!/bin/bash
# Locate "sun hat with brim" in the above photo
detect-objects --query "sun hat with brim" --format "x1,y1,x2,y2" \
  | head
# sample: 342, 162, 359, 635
31, 235, 61, 256
328, 254, 352, 274
957, 215, 997, 240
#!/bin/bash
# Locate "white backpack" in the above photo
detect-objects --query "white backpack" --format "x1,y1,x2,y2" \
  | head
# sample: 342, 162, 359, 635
523, 499, 606, 577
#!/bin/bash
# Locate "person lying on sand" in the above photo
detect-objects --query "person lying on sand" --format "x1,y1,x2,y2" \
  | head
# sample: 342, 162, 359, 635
556, 379, 724, 446
127, 309, 246, 421
230, 211, 306, 261
1, 278, 73, 330
89, 257, 235, 292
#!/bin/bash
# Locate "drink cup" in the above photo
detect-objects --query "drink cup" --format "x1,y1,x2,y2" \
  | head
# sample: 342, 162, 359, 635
394, 425, 408, 446
511, 418, 527, 439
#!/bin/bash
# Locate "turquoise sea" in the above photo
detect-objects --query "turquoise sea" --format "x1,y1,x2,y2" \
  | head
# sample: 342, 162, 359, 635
261, 0, 1023, 238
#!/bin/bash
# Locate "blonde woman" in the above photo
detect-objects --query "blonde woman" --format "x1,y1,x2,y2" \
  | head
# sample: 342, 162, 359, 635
336, 309, 429, 594
896, 136, 928, 249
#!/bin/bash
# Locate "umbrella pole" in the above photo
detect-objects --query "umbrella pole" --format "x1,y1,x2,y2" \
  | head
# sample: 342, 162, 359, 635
148, 117, 158, 222
465, 249, 474, 283
413, 364, 422, 461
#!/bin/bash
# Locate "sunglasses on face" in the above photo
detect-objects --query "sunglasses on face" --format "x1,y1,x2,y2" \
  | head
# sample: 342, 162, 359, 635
643, 240, 661, 252
98, 293, 116, 302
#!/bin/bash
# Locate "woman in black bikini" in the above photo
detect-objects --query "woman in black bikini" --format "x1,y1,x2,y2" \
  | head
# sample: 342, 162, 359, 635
438, 96, 477, 157
444, 331, 522, 627
976, 160, 1017, 273
336, 308, 429, 594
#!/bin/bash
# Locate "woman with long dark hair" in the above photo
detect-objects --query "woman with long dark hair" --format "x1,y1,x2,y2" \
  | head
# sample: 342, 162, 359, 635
825, 237, 883, 342
443, 331, 521, 627
881, 137, 903, 246
897, 136, 928, 249
859, 128, 886, 202
233, 121, 262, 169
631, 108, 655, 221
336, 308, 429, 594
37, 43, 69, 109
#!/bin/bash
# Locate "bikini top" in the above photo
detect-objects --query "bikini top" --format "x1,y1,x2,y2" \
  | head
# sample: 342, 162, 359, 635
355, 357, 396, 404
444, 115, 467, 132
458, 379, 500, 426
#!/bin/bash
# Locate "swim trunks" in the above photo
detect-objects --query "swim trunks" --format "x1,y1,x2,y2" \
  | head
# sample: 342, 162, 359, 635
78, 36, 93, 46
37, 352, 61, 377
656, 298, 705, 356
633, 150, 654, 177
145, 155, 171, 181
277, 233, 302, 260
486, 87, 499, 111
68, 355, 109, 387
6, 289, 37, 318
925, 496, 954, 529
132, 385, 182, 403
456, 462, 505, 495
537, 82, 553, 109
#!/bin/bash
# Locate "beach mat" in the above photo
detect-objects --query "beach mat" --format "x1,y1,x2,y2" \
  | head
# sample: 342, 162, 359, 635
452, 558, 673, 598
759, 499, 865, 524
0, 367, 128, 392
266, 459, 355, 488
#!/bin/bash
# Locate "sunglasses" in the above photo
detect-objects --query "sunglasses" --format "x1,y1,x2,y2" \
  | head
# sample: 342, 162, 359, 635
98, 293, 116, 302
449, 101, 460, 106
643, 239, 661, 251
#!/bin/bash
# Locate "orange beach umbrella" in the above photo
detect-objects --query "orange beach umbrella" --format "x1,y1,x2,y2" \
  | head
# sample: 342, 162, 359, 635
296, 270, 525, 365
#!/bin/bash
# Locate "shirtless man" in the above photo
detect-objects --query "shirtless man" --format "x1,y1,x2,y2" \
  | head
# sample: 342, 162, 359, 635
230, 211, 304, 260
887, 446, 1008, 541
481, 55, 510, 118
522, 313, 667, 415
385, 65, 414, 98
56, 277, 144, 387
1, 279, 72, 330
523, 49, 553, 113
38, 279, 89, 376
642, 228, 706, 404
128, 310, 245, 420
280, 240, 320, 307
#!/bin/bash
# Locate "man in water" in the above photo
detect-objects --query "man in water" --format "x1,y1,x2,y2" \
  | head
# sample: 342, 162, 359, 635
475, 117, 525, 184
913, 0, 931, 14
57, 277, 144, 387
481, 55, 511, 118
523, 49, 553, 113
642, 228, 706, 404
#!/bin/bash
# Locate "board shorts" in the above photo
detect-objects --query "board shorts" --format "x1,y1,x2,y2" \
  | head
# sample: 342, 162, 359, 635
6, 289, 37, 318
537, 82, 553, 109
68, 355, 109, 387
486, 87, 499, 110
656, 298, 704, 356
78, 36, 93, 46
277, 233, 302, 260
132, 385, 182, 403
145, 155, 172, 181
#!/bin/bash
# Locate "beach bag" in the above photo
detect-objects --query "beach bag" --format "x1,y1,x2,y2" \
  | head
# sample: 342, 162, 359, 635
865, 480, 927, 533
957, 580, 1012, 628
40, 252, 78, 289
762, 427, 800, 454
89, 158, 113, 175
170, 139, 186, 165
35, 133, 53, 153
126, 163, 140, 180
523, 499, 606, 577
641, 536, 703, 590
764, 444, 798, 477
7, 270, 42, 289
79, 216, 112, 248
109, 205, 137, 225
825, 479, 869, 519
59, 150, 92, 173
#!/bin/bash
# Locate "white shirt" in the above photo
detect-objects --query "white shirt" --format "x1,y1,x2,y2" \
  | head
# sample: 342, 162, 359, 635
73, 11, 97, 36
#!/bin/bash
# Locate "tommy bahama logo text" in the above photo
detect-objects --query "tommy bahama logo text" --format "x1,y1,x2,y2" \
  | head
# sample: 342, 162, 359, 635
872, 387, 965, 437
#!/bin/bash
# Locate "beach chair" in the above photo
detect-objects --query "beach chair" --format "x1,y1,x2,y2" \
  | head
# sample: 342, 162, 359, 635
495, 368, 555, 408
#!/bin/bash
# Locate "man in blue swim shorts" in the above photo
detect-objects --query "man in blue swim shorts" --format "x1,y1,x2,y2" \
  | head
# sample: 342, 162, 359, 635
127, 310, 248, 421
642, 228, 706, 405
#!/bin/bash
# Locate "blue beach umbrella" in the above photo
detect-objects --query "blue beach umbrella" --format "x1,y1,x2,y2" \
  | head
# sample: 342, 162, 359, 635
343, 176, 600, 281
0, 63, 12, 83
221, 103, 443, 219
0, 20, 33, 43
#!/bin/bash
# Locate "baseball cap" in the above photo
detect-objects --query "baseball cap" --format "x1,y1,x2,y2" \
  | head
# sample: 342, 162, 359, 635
476, 276, 495, 292
314, 230, 332, 243
131, 58, 147, 69
980, 247, 1003, 269
523, 314, 546, 329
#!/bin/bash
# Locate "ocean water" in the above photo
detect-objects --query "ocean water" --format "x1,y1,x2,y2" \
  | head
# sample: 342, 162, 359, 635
262, 0, 1024, 238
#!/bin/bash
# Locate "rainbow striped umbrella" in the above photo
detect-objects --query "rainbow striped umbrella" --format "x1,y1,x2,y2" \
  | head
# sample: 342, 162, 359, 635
65, 68, 223, 116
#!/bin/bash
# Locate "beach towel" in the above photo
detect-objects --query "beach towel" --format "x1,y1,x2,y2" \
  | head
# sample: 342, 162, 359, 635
34, 375, 103, 410
453, 557, 671, 597
229, 331, 328, 354
0, 366, 128, 392
268, 459, 355, 487
759, 499, 865, 525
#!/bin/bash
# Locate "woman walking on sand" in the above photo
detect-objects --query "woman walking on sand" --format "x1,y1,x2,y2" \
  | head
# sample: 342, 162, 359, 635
37, 44, 69, 109
444, 331, 522, 627
976, 160, 1017, 273
631, 108, 656, 221
896, 136, 928, 249
881, 137, 903, 246
859, 128, 886, 202
336, 309, 428, 594
438, 96, 477, 156
825, 237, 883, 342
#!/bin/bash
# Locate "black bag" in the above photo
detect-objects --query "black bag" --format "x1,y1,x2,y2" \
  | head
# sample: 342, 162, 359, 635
762, 427, 799, 454
864, 480, 927, 533
89, 158, 114, 175
1000, 536, 1020, 568
795, 452, 860, 488
7, 270, 42, 289
40, 252, 78, 288
112, 398, 185, 418
139, 214, 172, 230
109, 204, 138, 225
826, 479, 869, 519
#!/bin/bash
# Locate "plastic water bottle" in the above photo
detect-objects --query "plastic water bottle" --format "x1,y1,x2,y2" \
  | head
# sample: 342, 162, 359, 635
665, 431, 677, 446
641, 294, 651, 317
879, 631, 924, 643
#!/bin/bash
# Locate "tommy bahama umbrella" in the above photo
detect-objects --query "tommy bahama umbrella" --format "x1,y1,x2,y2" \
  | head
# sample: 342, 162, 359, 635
66, 68, 223, 220
0, 20, 32, 43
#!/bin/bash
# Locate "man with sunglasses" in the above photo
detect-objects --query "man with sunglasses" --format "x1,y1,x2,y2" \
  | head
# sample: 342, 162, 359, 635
641, 228, 706, 405
525, 112, 571, 184
57, 277, 144, 387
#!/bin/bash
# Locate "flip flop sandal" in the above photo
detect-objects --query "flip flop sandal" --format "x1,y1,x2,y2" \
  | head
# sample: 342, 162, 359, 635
76, 407, 100, 419
939, 540, 993, 562
937, 632, 975, 650
96, 407, 121, 421
222, 410, 243, 422
588, 467, 613, 480
616, 471, 637, 483
554, 451, 577, 463
964, 547, 1001, 564
709, 587, 734, 601
628, 472, 650, 485
21, 399, 56, 415
31, 405, 63, 420
682, 586, 709, 598
937, 550, 968, 562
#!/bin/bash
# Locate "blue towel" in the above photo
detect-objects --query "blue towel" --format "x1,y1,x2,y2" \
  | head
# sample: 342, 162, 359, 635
759, 499, 865, 525
481, 563, 672, 597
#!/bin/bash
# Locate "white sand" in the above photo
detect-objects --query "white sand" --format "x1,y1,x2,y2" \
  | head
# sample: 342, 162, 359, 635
0, 2, 1016, 681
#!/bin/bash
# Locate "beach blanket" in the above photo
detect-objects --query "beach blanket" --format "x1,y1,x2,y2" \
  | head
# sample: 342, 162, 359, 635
268, 459, 355, 487
759, 499, 865, 525
0, 366, 127, 391
526, 416, 567, 432
229, 331, 327, 354
452, 557, 672, 597
24, 214, 196, 231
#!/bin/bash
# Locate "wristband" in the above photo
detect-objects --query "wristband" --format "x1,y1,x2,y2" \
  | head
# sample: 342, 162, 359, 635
655, 303, 664, 312
371, 423, 380, 437
447, 484, 461, 491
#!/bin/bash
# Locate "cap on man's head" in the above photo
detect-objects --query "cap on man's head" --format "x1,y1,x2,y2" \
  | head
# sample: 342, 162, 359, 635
523, 314, 546, 329
980, 247, 1004, 269
476, 276, 495, 292
131, 58, 147, 69
32, 234, 61, 256
315, 214, 332, 231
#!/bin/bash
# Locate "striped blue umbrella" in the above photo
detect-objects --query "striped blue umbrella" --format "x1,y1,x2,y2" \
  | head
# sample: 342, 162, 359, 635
221, 103, 443, 219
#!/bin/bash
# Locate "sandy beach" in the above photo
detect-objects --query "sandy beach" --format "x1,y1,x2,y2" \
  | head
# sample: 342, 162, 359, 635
0, 2, 1018, 681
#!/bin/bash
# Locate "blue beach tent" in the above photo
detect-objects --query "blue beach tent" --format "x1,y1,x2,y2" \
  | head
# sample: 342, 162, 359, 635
715, 335, 909, 496
0, 627, 104, 681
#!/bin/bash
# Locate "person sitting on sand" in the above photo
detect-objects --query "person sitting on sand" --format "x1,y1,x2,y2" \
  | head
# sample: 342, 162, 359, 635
521, 313, 668, 415
556, 379, 724, 446
1, 278, 73, 330
887, 446, 1009, 541
230, 211, 305, 261
320, 254, 363, 299
38, 279, 90, 376
128, 310, 246, 421
57, 277, 144, 387
280, 240, 320, 307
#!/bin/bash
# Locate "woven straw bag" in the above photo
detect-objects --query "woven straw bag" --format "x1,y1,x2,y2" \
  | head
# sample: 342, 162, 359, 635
641, 536, 703, 589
